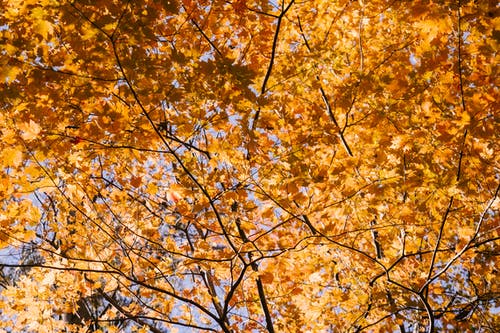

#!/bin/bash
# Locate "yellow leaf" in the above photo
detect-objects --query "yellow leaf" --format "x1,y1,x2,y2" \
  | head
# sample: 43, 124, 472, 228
22, 229, 36, 242
2, 147, 23, 167
31, 7, 53, 39
0, 65, 21, 83
34, 20, 52, 39
457, 111, 471, 127
19, 120, 41, 141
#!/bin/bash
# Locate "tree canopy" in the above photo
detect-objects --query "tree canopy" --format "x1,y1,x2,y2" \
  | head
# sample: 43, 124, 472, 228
0, 0, 499, 332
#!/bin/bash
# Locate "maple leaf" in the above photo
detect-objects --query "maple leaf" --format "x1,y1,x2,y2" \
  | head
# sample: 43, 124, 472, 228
18, 120, 41, 141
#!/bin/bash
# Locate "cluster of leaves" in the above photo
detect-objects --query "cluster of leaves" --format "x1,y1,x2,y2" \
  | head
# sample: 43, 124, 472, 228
0, 0, 498, 332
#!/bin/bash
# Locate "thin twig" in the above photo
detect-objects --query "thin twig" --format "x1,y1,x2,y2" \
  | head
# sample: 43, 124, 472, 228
426, 196, 454, 284
320, 87, 354, 156
252, 0, 296, 129
456, 0, 468, 182
358, 5, 364, 73
298, 15, 353, 156
191, 19, 224, 58
424, 182, 500, 290
456, 129, 467, 182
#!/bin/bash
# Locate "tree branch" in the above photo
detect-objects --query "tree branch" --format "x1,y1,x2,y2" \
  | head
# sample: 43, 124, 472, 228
456, 0, 468, 182
256, 276, 275, 333
252, 0, 296, 129
297, 15, 353, 156
425, 196, 454, 285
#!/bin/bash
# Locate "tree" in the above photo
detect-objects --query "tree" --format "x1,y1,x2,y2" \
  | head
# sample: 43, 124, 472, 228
0, 0, 498, 331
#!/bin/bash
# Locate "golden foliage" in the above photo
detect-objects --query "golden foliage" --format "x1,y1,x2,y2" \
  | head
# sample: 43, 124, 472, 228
0, 0, 498, 332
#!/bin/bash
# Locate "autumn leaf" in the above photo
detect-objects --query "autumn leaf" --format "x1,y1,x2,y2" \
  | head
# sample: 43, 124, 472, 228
2, 147, 23, 167
130, 175, 142, 188
259, 272, 274, 284
18, 120, 41, 141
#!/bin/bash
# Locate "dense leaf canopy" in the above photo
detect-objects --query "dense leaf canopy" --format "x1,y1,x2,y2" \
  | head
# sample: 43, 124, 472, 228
0, 0, 499, 332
